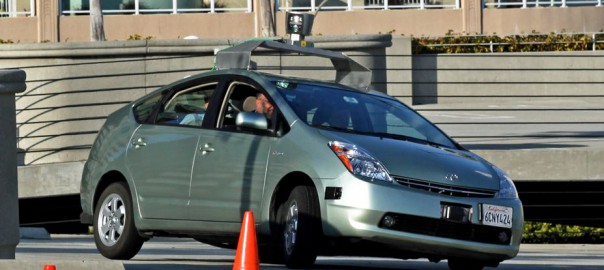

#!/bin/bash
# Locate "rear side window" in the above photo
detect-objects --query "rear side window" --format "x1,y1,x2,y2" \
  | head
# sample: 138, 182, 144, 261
133, 93, 163, 123
156, 83, 216, 127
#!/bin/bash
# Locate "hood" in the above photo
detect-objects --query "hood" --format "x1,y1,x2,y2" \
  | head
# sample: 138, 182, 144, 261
319, 130, 499, 190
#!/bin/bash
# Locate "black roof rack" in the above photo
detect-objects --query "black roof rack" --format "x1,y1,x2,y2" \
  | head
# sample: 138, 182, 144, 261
215, 40, 372, 90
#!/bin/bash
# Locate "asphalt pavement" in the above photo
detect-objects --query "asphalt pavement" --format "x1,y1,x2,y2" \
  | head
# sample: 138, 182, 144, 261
7, 234, 604, 270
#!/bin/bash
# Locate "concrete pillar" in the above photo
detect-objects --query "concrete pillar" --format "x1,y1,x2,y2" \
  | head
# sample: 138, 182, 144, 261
385, 36, 413, 104
0, 69, 26, 259
462, 0, 483, 35
37, 0, 59, 42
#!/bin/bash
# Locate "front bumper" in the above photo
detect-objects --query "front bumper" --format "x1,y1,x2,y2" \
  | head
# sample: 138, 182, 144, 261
321, 173, 523, 261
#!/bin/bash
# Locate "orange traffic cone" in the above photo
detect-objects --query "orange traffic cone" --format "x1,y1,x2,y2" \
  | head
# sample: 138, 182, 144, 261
233, 211, 260, 270
43, 265, 56, 270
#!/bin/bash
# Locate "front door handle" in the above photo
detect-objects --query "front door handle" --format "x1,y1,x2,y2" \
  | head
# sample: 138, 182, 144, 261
200, 143, 215, 155
132, 138, 147, 149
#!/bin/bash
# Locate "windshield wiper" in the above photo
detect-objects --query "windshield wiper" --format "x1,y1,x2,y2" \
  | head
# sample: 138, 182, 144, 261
367, 132, 411, 142
312, 125, 452, 149
311, 125, 356, 134
367, 132, 451, 149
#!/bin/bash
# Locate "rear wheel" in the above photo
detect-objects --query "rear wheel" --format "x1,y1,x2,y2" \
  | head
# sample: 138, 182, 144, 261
93, 182, 144, 260
277, 185, 321, 268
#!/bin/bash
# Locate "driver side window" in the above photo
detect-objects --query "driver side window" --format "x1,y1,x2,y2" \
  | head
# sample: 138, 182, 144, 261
217, 80, 288, 136
218, 82, 261, 129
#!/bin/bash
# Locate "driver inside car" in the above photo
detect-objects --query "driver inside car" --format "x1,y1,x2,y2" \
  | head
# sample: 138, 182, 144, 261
255, 93, 274, 119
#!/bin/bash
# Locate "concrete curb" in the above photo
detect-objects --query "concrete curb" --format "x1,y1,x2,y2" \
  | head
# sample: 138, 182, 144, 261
0, 260, 125, 270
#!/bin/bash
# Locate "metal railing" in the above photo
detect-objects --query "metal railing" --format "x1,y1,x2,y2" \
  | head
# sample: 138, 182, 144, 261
61, 0, 252, 16
484, 0, 603, 8
417, 33, 604, 53
278, 0, 460, 11
0, 0, 35, 17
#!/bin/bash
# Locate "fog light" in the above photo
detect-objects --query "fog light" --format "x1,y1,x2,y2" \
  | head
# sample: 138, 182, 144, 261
382, 215, 396, 228
498, 231, 509, 244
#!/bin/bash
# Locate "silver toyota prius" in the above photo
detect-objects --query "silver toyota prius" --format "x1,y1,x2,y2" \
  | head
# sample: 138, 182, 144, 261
80, 47, 523, 270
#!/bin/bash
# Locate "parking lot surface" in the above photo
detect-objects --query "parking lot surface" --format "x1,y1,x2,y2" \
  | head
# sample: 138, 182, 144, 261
9, 235, 604, 270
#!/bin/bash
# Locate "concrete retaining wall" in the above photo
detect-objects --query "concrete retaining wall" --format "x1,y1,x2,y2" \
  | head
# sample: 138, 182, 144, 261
2, 35, 604, 199
411, 52, 604, 105
410, 51, 604, 183
0, 35, 393, 197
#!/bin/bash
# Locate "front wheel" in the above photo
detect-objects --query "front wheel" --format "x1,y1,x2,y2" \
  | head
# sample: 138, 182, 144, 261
278, 185, 321, 268
93, 182, 144, 260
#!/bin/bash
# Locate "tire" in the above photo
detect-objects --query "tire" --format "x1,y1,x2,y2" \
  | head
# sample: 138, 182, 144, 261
93, 182, 144, 260
448, 259, 485, 270
277, 185, 321, 268
258, 244, 284, 264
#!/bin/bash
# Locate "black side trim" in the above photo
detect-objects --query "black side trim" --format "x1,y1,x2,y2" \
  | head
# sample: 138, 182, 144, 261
379, 212, 512, 245
80, 212, 93, 225
325, 187, 342, 200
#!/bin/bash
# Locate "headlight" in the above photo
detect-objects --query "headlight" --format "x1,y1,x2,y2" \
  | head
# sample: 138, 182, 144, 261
328, 141, 393, 182
494, 167, 518, 199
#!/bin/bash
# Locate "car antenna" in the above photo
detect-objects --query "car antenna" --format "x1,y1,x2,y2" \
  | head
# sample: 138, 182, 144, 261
314, 0, 329, 17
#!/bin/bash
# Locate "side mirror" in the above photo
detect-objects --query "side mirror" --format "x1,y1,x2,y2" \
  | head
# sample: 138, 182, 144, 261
236, 112, 268, 131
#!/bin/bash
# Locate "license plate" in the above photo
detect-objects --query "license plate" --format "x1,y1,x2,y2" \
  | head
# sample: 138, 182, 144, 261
481, 204, 513, 228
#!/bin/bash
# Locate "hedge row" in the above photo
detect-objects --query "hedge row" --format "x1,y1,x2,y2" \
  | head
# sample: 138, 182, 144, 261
412, 31, 604, 54
523, 222, 604, 244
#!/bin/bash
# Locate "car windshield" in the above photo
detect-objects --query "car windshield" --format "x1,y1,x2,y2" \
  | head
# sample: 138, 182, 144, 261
274, 80, 458, 149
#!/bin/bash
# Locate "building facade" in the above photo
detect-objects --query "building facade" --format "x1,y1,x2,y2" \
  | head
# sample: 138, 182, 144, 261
1, 0, 604, 43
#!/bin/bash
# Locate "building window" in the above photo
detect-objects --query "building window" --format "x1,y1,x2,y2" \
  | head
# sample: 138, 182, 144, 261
60, 0, 251, 15
277, 0, 460, 11
484, 0, 603, 8
0, 0, 35, 17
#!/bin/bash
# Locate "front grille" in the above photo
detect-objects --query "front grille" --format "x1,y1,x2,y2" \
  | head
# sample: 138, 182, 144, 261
393, 176, 496, 198
380, 213, 512, 245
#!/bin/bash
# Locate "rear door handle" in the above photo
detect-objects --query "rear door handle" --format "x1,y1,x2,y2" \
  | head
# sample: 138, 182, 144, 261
132, 138, 147, 149
199, 143, 215, 155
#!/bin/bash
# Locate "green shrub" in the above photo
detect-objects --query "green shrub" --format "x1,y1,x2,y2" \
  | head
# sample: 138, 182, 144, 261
523, 222, 604, 244
412, 30, 604, 54
127, 34, 153, 41
0, 38, 14, 44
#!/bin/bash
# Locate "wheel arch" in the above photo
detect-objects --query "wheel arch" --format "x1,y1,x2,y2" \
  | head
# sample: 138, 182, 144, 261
267, 171, 322, 235
93, 170, 130, 212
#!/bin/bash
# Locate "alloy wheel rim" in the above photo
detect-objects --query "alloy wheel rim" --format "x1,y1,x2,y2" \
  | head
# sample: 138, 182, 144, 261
97, 193, 126, 247
284, 201, 299, 255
